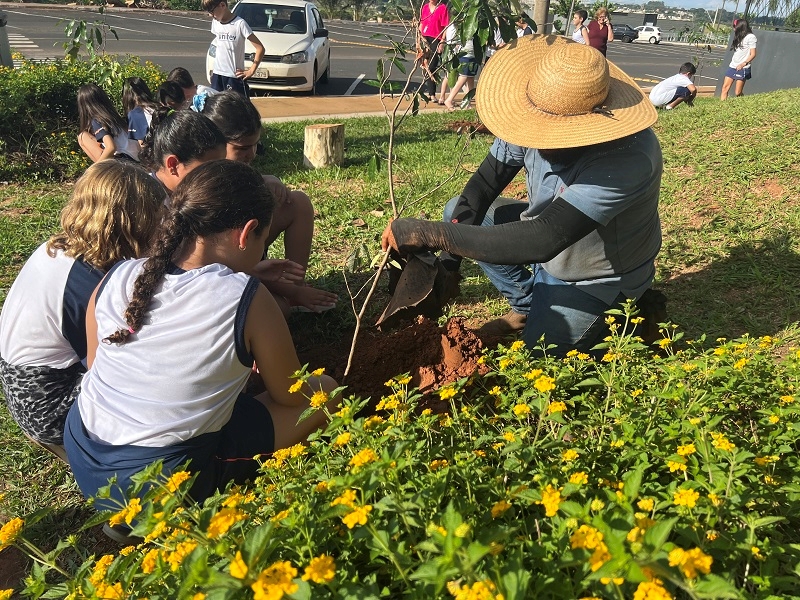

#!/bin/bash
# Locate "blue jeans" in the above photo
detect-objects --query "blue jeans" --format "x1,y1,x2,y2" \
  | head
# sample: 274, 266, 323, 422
443, 197, 624, 355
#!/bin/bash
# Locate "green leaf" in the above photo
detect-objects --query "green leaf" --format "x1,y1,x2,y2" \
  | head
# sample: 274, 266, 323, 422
287, 579, 311, 600
500, 548, 532, 600
643, 517, 678, 552
692, 574, 742, 599
623, 463, 645, 499
243, 523, 276, 565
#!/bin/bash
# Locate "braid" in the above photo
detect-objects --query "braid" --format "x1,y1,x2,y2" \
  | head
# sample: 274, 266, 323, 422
102, 213, 187, 345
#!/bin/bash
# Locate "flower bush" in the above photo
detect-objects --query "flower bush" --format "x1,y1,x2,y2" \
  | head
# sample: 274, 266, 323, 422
5, 306, 800, 599
0, 55, 164, 181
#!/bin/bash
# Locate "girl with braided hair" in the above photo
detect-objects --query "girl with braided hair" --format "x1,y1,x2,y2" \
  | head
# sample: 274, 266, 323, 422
64, 160, 339, 511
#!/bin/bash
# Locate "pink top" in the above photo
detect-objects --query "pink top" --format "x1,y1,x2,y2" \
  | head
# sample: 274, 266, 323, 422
420, 1, 449, 40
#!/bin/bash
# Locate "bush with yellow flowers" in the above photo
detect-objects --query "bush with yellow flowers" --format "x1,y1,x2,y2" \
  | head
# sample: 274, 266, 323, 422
5, 305, 800, 599
0, 55, 163, 181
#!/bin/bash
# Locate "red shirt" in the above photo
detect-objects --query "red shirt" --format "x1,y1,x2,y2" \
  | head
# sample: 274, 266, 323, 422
587, 20, 610, 56
420, 1, 449, 39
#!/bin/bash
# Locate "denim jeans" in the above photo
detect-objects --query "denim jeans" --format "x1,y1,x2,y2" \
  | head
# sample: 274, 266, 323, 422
443, 196, 623, 355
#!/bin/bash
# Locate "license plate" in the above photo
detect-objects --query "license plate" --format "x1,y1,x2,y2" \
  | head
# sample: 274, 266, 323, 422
254, 69, 269, 79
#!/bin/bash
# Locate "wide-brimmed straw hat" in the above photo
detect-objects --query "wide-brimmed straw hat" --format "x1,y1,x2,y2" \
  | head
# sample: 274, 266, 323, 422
476, 35, 657, 149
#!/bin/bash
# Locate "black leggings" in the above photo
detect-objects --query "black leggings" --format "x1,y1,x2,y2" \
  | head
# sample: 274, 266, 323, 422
422, 36, 440, 96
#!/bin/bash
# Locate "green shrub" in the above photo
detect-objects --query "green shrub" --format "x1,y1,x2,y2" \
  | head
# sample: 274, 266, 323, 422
5, 306, 800, 599
0, 55, 164, 181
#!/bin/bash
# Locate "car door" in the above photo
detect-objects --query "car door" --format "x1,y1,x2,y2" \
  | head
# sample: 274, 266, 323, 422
310, 6, 329, 78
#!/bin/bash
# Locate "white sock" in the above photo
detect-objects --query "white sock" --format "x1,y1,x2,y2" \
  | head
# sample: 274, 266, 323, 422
665, 105, 673, 110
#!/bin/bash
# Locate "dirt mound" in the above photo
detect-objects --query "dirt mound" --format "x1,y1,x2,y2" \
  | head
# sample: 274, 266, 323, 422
298, 317, 491, 402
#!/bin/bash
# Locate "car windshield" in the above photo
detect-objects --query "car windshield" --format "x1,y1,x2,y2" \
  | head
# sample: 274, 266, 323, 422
235, 4, 307, 33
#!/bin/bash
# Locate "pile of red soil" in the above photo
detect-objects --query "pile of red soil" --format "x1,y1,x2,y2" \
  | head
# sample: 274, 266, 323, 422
298, 317, 491, 402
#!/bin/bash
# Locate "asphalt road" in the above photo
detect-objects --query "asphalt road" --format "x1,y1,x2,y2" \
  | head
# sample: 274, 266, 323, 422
2, 5, 725, 97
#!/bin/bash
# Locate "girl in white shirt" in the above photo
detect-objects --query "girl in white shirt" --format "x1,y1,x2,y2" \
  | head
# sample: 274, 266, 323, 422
721, 19, 757, 100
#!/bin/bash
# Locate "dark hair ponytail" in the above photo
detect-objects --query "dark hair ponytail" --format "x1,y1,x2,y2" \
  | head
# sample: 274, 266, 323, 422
158, 80, 186, 107
139, 109, 226, 171
103, 160, 274, 345
731, 19, 752, 50
201, 90, 262, 142
122, 77, 159, 115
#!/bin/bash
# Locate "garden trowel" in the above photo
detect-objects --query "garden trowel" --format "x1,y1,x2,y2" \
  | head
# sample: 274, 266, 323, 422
375, 250, 460, 330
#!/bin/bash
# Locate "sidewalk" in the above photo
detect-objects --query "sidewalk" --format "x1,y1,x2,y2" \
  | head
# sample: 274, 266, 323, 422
251, 86, 717, 123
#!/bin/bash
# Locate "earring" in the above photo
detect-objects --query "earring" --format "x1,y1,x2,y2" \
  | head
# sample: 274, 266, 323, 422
239, 244, 247, 251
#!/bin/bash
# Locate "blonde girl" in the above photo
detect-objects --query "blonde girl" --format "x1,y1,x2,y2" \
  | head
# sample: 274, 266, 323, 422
0, 161, 164, 459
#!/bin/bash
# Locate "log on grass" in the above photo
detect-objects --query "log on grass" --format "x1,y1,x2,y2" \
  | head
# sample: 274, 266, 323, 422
303, 123, 344, 169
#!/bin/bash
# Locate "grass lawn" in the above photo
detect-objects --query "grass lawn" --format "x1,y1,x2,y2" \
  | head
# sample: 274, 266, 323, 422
1, 88, 800, 582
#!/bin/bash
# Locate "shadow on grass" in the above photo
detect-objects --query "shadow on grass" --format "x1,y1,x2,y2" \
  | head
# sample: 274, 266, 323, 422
662, 232, 800, 341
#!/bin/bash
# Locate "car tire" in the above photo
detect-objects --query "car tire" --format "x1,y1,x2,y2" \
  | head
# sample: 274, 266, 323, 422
320, 57, 330, 84
649, 36, 657, 44
310, 64, 317, 95
622, 35, 632, 43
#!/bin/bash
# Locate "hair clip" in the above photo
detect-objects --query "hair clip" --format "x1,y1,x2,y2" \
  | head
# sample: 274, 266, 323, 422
192, 93, 208, 113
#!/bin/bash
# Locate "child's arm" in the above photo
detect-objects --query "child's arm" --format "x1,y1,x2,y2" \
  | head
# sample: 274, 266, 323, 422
84, 285, 100, 368
97, 133, 117, 162
238, 34, 265, 80
245, 285, 338, 407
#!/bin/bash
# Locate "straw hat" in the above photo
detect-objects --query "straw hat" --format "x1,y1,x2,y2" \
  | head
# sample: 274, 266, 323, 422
475, 35, 657, 149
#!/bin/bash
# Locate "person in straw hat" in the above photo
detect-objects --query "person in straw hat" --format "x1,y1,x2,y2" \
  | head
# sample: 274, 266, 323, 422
382, 34, 662, 356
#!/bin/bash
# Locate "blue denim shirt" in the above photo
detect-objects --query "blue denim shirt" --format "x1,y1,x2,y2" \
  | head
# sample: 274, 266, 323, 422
490, 129, 663, 303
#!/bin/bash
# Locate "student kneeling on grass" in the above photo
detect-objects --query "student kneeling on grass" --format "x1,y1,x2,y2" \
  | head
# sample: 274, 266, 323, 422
649, 63, 697, 110
0, 161, 164, 461
64, 160, 339, 518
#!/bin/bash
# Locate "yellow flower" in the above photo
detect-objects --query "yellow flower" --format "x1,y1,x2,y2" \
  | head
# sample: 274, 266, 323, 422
230, 551, 249, 579
350, 448, 378, 469
689, 417, 702, 425
768, 415, 780, 424
429, 459, 449, 470
272, 509, 291, 522
524, 368, 543, 380
547, 401, 566, 414
94, 582, 124, 599
570, 525, 610, 571
676, 443, 696, 456
331, 489, 358, 509
141, 548, 160, 574
455, 523, 471, 538
538, 485, 563, 517
637, 498, 655, 512
590, 498, 605, 511
667, 460, 687, 472
333, 432, 351, 447
167, 541, 197, 571
534, 375, 556, 393
562, 449, 579, 462
119, 545, 135, 556
499, 357, 514, 370
502, 431, 516, 442
488, 386, 502, 396
609, 439, 624, 448
311, 367, 325, 376
207, 508, 246, 538
708, 493, 722, 506
513, 403, 531, 416
89, 554, 115, 585
288, 379, 303, 394
633, 579, 672, 600
668, 547, 712, 579
733, 358, 747, 370
439, 386, 457, 400
657, 338, 671, 349
491, 500, 512, 518
779, 395, 795, 405
600, 577, 624, 585
710, 432, 735, 452
673, 488, 700, 509
447, 579, 503, 600
754, 455, 779, 467
310, 390, 328, 408
569, 472, 588, 485
192, 594, 206, 600
0, 591, 14, 600
706, 530, 719, 541
302, 554, 335, 583
251, 561, 298, 600
109, 498, 142, 527
165, 471, 192, 493
364, 415, 384, 429
342, 505, 372, 529
751, 546, 764, 560
0, 517, 24, 548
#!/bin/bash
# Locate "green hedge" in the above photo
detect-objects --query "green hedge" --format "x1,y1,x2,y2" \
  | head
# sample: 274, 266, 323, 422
0, 56, 164, 181
5, 308, 800, 599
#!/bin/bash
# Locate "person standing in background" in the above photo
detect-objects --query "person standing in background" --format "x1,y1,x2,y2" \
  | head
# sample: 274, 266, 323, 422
587, 7, 613, 56
720, 19, 757, 100
571, 10, 590, 44
419, 0, 450, 99
516, 14, 533, 37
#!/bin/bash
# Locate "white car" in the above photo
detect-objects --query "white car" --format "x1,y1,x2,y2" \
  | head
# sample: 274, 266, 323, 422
206, 0, 331, 94
635, 25, 661, 44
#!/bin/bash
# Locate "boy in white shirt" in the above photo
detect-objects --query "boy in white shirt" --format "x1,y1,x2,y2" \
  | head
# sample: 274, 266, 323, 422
649, 62, 697, 110
203, 0, 265, 96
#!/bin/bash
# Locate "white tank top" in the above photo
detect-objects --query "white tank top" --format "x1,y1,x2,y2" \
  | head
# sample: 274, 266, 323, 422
572, 26, 587, 44
78, 259, 260, 447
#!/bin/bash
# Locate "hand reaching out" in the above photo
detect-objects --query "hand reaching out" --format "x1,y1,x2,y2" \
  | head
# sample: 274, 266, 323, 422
252, 258, 306, 284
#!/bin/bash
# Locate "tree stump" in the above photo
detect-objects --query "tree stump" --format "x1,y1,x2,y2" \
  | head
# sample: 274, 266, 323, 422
303, 123, 344, 169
